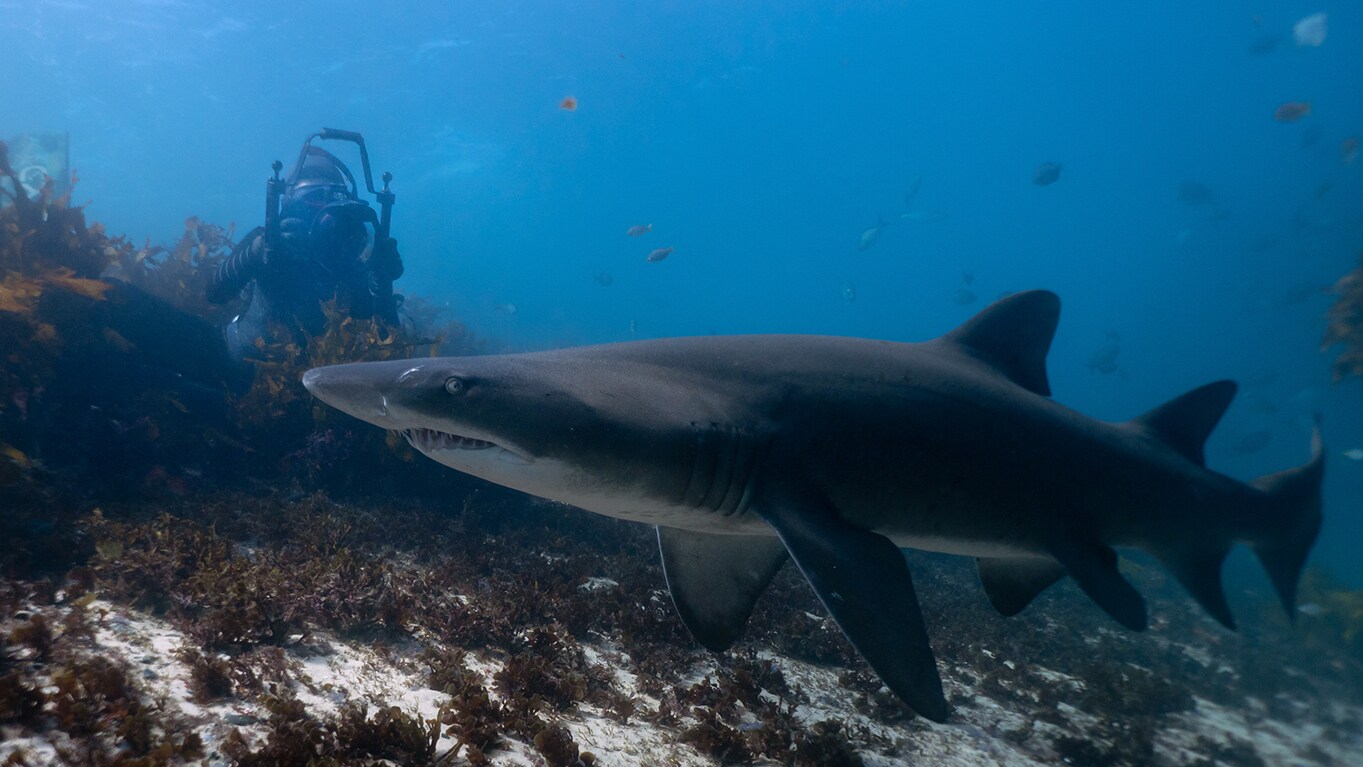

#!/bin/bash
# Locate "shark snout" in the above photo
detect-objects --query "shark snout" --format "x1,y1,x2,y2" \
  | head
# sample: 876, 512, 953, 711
302, 365, 394, 426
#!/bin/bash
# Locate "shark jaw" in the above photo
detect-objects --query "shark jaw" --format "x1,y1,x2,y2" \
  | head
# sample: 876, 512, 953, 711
400, 427, 531, 467
302, 290, 1325, 725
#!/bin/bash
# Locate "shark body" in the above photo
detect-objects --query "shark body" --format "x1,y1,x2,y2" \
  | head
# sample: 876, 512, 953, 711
302, 291, 1323, 722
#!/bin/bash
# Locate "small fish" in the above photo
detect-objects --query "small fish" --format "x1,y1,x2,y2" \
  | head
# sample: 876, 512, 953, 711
1250, 234, 1279, 254
1342, 137, 1359, 164
1343, 448, 1363, 461
1314, 181, 1333, 200
1273, 101, 1311, 122
961, 269, 975, 286
841, 283, 857, 303
595, 272, 614, 287
951, 288, 977, 305
858, 217, 888, 251
1088, 335, 1121, 375
899, 210, 948, 222
559, 96, 578, 111
10, 389, 29, 419
1, 443, 31, 470
1238, 391, 1279, 415
493, 302, 518, 316
646, 246, 673, 263
102, 328, 135, 352
1292, 12, 1327, 47
1032, 162, 1062, 186
1177, 181, 1216, 206
1227, 430, 1273, 456
626, 224, 652, 237
1260, 282, 1327, 309
1247, 34, 1281, 57
904, 175, 923, 205
1297, 602, 1327, 617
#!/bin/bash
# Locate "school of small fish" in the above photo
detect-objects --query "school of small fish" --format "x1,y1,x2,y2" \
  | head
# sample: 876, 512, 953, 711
580, 14, 1344, 325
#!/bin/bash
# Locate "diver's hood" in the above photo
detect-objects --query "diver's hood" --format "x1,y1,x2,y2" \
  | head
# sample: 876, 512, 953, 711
280, 146, 375, 232
286, 145, 359, 198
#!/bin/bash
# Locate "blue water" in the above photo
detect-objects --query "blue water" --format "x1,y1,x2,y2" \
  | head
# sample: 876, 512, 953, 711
6, 1, 1362, 583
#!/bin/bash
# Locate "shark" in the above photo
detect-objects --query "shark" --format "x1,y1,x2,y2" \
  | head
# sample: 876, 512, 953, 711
302, 290, 1324, 722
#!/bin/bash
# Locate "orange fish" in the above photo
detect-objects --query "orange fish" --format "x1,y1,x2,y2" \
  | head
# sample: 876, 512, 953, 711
1273, 101, 1311, 122
646, 246, 673, 263
559, 96, 577, 111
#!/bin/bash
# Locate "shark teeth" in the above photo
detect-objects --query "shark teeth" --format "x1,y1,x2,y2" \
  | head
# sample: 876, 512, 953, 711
403, 428, 495, 452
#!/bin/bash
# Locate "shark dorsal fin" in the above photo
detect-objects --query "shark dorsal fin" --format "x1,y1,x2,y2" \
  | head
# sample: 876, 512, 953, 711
1130, 380, 1237, 467
942, 290, 1060, 397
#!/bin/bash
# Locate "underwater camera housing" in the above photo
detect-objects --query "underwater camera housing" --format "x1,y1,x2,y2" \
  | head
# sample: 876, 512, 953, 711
264, 128, 397, 270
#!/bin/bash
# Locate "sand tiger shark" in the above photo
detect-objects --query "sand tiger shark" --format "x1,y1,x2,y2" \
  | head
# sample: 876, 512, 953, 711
302, 290, 1323, 722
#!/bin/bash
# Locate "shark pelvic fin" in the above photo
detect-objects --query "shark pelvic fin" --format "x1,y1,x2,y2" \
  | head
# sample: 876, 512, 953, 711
757, 493, 948, 722
976, 556, 1067, 616
657, 527, 789, 651
1130, 380, 1237, 467
942, 290, 1060, 397
1050, 540, 1148, 631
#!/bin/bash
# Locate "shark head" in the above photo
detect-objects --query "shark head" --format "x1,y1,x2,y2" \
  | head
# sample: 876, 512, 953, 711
301, 353, 710, 512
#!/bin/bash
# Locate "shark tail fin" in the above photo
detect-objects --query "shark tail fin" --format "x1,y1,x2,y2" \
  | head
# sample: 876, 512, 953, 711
1248, 417, 1325, 622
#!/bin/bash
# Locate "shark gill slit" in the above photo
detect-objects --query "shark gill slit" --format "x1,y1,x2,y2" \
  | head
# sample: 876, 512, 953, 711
721, 430, 766, 517
700, 426, 741, 511
683, 423, 718, 508
683, 423, 763, 517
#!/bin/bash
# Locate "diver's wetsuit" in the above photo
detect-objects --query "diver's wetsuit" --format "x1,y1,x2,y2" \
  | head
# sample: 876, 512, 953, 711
206, 224, 403, 360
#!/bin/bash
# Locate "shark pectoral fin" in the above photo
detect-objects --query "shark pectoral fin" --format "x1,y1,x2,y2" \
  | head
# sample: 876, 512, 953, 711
756, 497, 949, 722
976, 556, 1066, 616
657, 527, 788, 652
1049, 541, 1148, 631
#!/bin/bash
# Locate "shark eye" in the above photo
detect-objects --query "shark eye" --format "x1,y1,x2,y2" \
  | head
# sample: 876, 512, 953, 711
444, 377, 467, 395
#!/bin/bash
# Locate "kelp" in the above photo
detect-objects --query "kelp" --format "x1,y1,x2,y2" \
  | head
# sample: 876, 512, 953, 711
1325, 252, 1363, 384
0, 148, 495, 596
0, 139, 483, 509
106, 215, 237, 322
0, 142, 121, 513
1294, 568, 1363, 661
230, 299, 477, 490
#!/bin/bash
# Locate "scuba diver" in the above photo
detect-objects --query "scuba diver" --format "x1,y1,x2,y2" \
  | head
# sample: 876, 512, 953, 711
208, 129, 402, 361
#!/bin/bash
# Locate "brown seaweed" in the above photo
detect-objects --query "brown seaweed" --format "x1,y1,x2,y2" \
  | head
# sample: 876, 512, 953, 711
1325, 251, 1363, 384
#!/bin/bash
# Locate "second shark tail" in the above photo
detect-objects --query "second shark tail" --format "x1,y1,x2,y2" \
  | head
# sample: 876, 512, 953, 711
1249, 418, 1325, 622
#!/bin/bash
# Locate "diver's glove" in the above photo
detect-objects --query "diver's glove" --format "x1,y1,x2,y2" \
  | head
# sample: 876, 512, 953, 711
266, 217, 311, 265
369, 236, 404, 281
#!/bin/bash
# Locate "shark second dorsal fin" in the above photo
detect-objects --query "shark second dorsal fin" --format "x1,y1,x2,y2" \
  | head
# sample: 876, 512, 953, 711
941, 290, 1060, 397
1129, 380, 1237, 467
